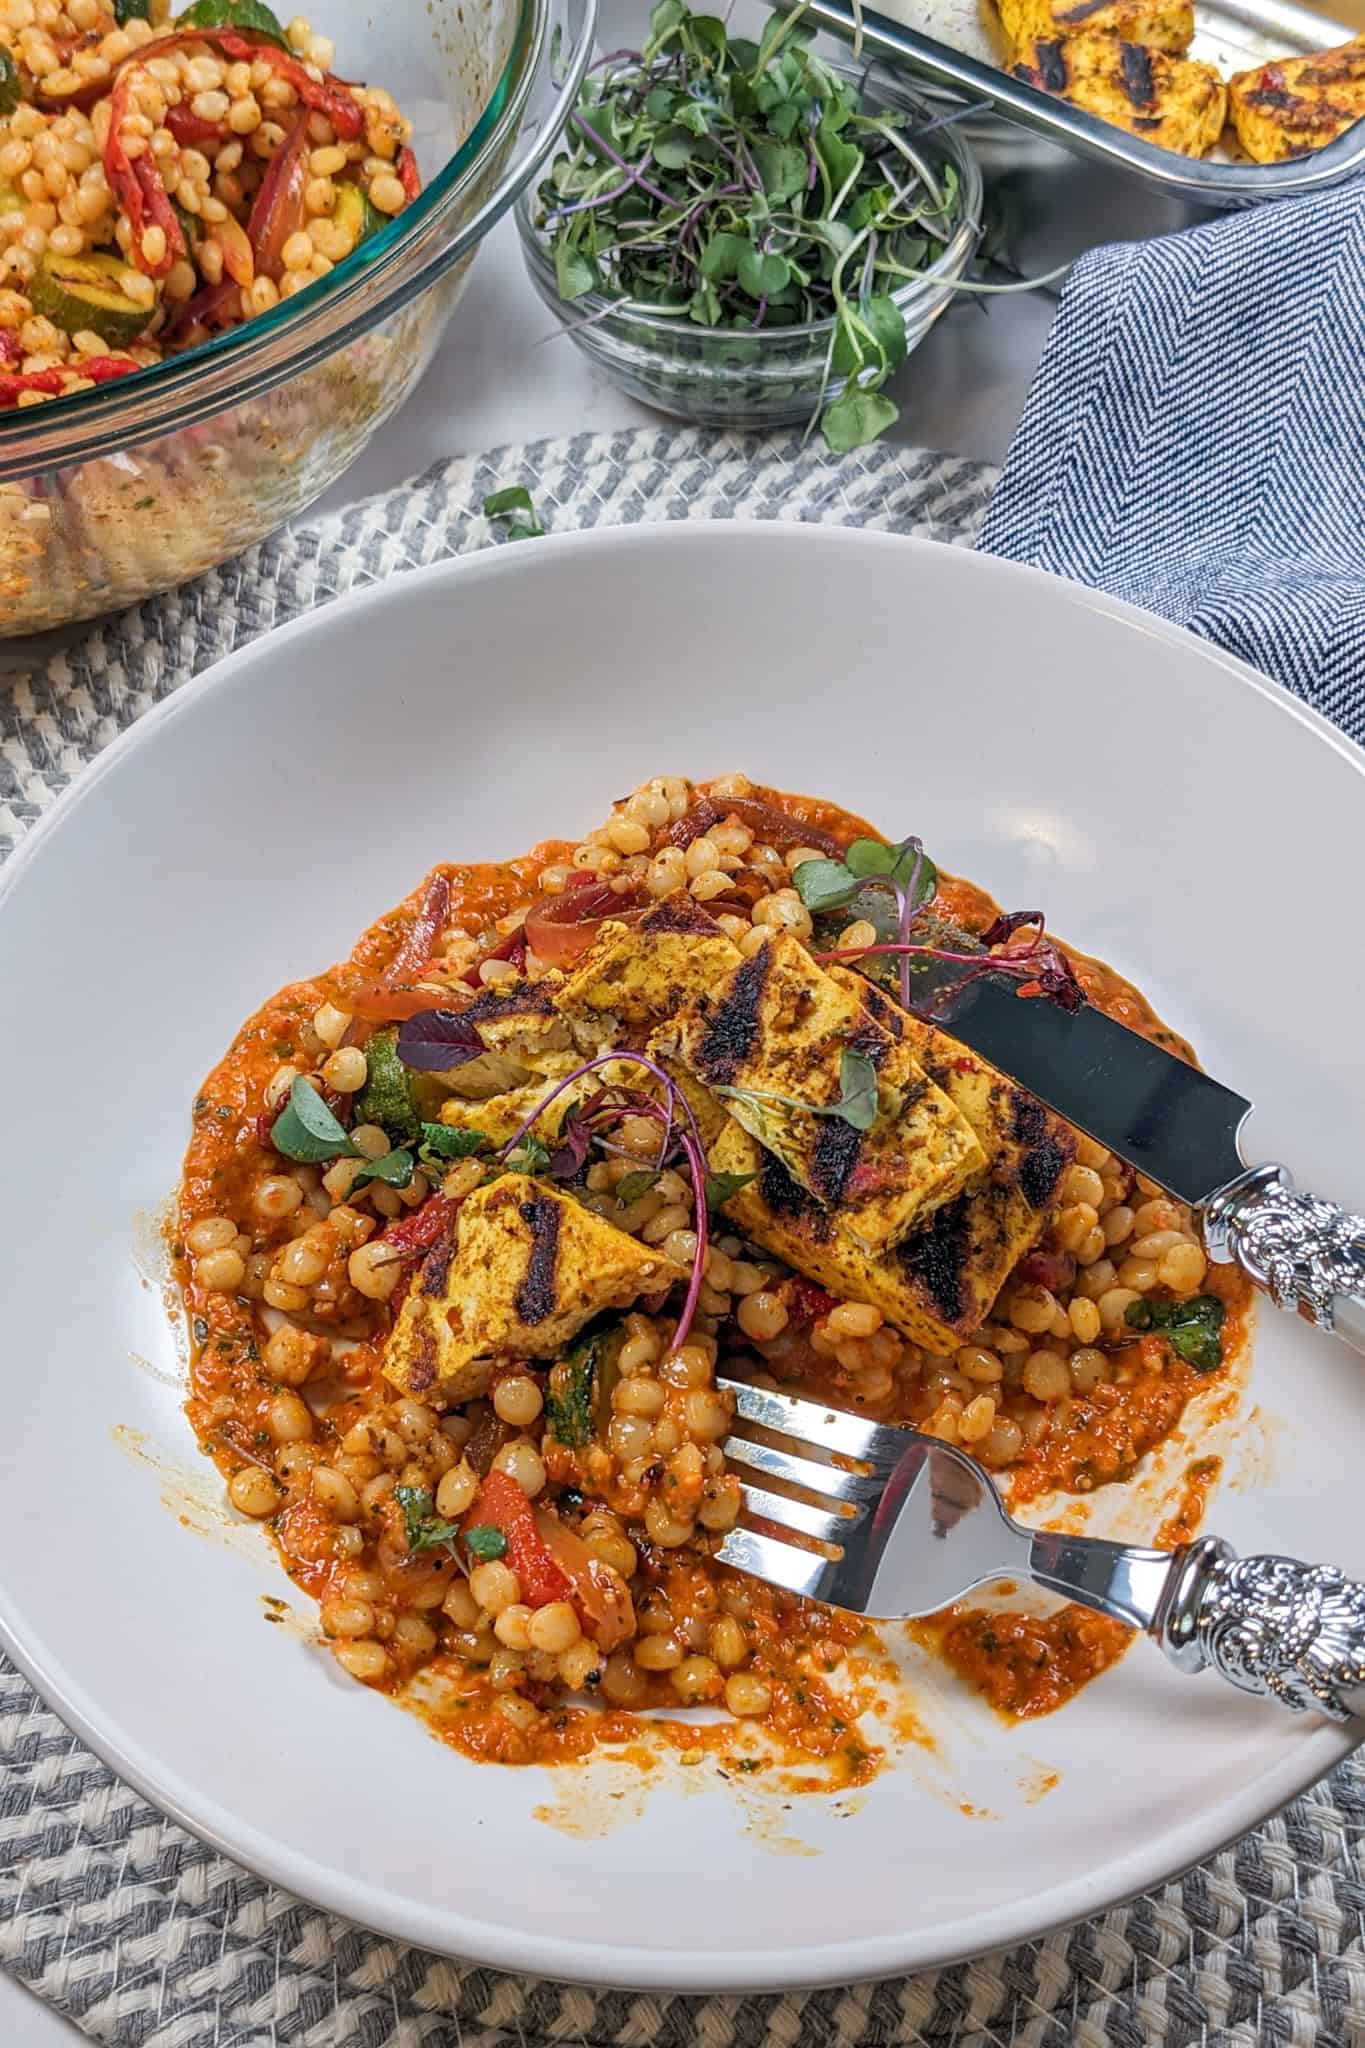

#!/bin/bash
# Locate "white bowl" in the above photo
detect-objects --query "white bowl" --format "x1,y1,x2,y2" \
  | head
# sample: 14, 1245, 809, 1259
1, 522, 1362, 1993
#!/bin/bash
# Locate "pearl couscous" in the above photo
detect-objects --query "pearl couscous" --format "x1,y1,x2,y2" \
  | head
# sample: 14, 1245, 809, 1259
176, 774, 1250, 1770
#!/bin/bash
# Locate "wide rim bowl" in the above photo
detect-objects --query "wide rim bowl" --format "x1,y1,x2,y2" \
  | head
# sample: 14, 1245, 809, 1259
0, 522, 1361, 1994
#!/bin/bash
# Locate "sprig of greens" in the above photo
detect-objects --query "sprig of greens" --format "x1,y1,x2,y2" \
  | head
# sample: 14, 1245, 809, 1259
717, 1045, 880, 1133
270, 1078, 360, 1164
394, 1484, 463, 1555
532, 0, 969, 450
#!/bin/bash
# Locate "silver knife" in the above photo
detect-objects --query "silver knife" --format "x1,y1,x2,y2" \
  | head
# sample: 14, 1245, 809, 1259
901, 959, 1365, 1357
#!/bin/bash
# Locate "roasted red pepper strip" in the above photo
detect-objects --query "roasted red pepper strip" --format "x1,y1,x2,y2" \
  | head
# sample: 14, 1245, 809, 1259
462, 926, 527, 988
384, 869, 451, 986
212, 28, 364, 138
0, 367, 66, 404
104, 72, 186, 278
381, 1192, 460, 1260
464, 1471, 573, 1607
0, 332, 22, 368
79, 355, 141, 382
245, 108, 312, 279
164, 275, 239, 343
165, 101, 229, 146
397, 145, 421, 201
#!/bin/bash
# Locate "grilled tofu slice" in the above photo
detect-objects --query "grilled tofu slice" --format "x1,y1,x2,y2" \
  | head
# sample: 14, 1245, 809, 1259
828, 967, 1076, 1211
557, 894, 743, 1040
435, 978, 574, 1100
998, 0, 1192, 54
1229, 39, 1365, 161
1013, 32, 1226, 153
382, 1176, 684, 1398
660, 931, 984, 1251
710, 1085, 1073, 1354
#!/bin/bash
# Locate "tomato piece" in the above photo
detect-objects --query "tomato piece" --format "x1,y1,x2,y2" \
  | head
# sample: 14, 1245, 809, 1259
381, 1192, 459, 1259
465, 1471, 573, 1607
397, 145, 421, 201
533, 1511, 635, 1648
383, 869, 451, 986
245, 109, 311, 281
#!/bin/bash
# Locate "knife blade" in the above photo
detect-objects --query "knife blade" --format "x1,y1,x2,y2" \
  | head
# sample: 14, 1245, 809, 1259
902, 958, 1251, 1208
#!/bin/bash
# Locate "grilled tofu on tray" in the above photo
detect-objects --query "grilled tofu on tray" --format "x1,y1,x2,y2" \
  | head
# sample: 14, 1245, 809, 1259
1228, 37, 1365, 160
1012, 31, 1227, 151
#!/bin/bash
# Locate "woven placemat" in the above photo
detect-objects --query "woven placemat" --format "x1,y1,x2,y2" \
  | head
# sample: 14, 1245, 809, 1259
2, 426, 1363, 2048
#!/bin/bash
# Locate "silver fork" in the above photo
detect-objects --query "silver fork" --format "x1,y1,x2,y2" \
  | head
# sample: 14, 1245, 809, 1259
715, 1376, 1365, 1722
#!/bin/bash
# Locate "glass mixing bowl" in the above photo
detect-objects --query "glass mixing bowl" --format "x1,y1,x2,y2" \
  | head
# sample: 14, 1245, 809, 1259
0, 0, 596, 636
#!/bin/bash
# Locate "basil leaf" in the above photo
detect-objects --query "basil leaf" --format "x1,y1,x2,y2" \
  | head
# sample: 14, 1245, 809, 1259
793, 857, 857, 913
270, 1077, 360, 1163
822, 384, 899, 454
704, 1169, 756, 1207
615, 1168, 661, 1205
464, 1523, 508, 1561
352, 1147, 415, 1191
396, 1009, 486, 1072
418, 1121, 487, 1160
175, 0, 290, 47
836, 1047, 879, 1131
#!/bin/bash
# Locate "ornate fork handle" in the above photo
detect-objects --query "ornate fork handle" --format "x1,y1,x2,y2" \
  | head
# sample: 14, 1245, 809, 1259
1157, 1538, 1365, 1721
1204, 1165, 1365, 1353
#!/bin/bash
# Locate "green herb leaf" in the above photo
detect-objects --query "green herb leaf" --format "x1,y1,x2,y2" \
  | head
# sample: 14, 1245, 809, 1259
418, 1121, 487, 1161
845, 838, 897, 877
464, 1523, 509, 1561
615, 1168, 661, 1205
394, 1484, 461, 1554
1125, 1294, 1226, 1372
648, 0, 687, 40
688, 13, 728, 57
700, 230, 746, 280
751, 139, 806, 201
861, 294, 908, 371
553, 242, 598, 301
704, 1169, 757, 1207
174, 0, 290, 47
652, 126, 695, 168
815, 115, 861, 198
352, 1147, 415, 1191
737, 247, 789, 298
269, 1077, 360, 1164
822, 384, 899, 454
674, 97, 712, 136
793, 857, 859, 913
506, 1135, 551, 1175
483, 486, 546, 542
836, 1047, 880, 1131
115, 0, 153, 21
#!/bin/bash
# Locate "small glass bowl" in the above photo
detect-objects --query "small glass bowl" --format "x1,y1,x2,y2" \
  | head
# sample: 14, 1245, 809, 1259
516, 57, 983, 432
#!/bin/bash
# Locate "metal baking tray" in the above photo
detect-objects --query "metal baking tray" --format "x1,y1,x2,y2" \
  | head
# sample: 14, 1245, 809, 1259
783, 0, 1365, 268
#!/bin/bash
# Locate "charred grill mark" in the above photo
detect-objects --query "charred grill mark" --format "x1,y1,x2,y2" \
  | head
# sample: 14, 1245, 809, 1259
407, 1340, 436, 1393
808, 1117, 866, 1209
759, 1149, 835, 1241
855, 981, 904, 1040
849, 1018, 890, 1064
1055, 0, 1111, 18
419, 1236, 456, 1299
514, 1194, 562, 1324
1011, 1096, 1047, 1147
461, 981, 559, 1026
640, 895, 725, 937
694, 944, 770, 1084
1020, 1137, 1069, 1209
1120, 40, 1156, 106
1132, 115, 1162, 128
1038, 39, 1069, 90
897, 1197, 972, 1327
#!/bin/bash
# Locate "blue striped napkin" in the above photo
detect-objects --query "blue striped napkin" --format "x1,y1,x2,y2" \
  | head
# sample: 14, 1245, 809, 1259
979, 174, 1365, 740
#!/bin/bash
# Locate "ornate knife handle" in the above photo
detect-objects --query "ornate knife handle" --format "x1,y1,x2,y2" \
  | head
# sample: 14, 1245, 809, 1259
1155, 1538, 1365, 1721
1203, 1165, 1365, 1357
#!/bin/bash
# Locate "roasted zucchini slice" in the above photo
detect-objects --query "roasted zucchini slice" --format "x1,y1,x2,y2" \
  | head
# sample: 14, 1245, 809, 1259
30, 251, 152, 347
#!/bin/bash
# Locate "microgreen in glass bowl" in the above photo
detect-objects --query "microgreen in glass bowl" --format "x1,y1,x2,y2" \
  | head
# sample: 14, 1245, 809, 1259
515, 2, 984, 449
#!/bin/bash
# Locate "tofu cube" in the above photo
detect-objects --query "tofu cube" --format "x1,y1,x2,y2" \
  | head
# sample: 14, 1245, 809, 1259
997, 0, 1193, 56
1012, 33, 1227, 155
1229, 39, 1365, 162
556, 894, 743, 1040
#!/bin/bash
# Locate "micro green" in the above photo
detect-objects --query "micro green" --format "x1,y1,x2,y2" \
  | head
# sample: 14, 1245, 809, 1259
530, 0, 970, 450
483, 486, 546, 541
1126, 1294, 1226, 1373
464, 1524, 509, 1561
418, 1121, 487, 1162
703, 1168, 757, 1207
269, 1077, 360, 1164
716, 1044, 880, 1134
352, 1147, 416, 1191
174, 0, 290, 46
394, 1484, 462, 1555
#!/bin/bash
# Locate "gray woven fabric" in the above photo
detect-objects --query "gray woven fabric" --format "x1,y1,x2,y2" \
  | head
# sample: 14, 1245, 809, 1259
2, 425, 1363, 2048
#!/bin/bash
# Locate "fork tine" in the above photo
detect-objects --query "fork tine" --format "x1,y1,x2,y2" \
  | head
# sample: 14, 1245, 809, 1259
736, 1479, 860, 1546
717, 1375, 904, 1468
722, 1431, 885, 1507
716, 1524, 837, 1601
